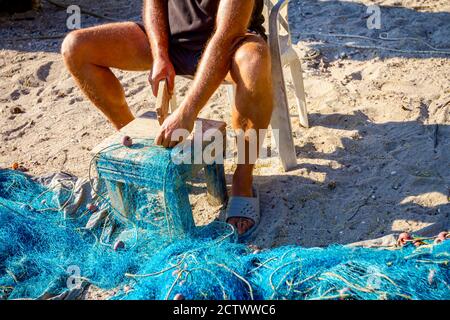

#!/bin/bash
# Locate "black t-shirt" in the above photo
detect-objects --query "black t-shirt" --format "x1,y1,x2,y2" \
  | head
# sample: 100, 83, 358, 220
168, 0, 265, 50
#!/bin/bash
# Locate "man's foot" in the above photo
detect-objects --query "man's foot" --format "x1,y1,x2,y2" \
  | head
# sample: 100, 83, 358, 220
226, 171, 255, 235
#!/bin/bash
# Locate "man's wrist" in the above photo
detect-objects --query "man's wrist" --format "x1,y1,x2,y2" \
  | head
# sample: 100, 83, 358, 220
179, 101, 199, 122
153, 50, 170, 62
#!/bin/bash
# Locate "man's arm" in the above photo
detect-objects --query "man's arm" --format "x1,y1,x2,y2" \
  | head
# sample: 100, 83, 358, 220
183, 0, 255, 116
156, 0, 255, 147
143, 0, 175, 95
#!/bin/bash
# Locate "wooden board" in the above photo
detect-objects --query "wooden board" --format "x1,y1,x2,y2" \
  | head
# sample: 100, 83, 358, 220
155, 81, 170, 125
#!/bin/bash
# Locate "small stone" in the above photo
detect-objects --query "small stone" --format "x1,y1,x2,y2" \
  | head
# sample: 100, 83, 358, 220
10, 106, 25, 114
11, 162, 19, 170
327, 181, 337, 190
349, 71, 362, 81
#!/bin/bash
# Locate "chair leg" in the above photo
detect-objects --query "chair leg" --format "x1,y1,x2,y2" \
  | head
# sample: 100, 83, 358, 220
226, 84, 236, 108
268, 2, 298, 172
165, 184, 196, 234
288, 57, 309, 128
204, 163, 228, 207
104, 179, 134, 219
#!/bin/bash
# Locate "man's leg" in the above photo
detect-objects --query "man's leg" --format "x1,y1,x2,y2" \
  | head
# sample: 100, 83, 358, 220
61, 22, 152, 130
227, 34, 273, 235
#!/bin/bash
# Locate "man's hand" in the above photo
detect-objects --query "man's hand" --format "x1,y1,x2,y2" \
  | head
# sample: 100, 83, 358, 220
155, 105, 196, 148
149, 57, 175, 97
143, 0, 173, 95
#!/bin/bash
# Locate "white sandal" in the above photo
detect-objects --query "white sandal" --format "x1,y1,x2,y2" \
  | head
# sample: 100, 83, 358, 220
225, 187, 260, 241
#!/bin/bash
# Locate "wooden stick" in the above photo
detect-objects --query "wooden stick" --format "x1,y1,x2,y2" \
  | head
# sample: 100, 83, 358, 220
155, 81, 170, 125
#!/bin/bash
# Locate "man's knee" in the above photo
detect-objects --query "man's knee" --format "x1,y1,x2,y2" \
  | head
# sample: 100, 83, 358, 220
233, 36, 271, 78
61, 30, 85, 65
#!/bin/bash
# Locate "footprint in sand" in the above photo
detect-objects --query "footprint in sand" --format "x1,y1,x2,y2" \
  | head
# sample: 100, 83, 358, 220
126, 84, 146, 97
19, 74, 40, 88
10, 89, 22, 101
36, 61, 53, 82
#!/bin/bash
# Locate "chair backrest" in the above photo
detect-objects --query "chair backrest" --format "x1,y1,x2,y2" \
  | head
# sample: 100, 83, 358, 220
264, 0, 290, 31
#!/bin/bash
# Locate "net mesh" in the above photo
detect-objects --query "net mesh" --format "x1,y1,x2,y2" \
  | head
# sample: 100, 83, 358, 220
0, 155, 449, 300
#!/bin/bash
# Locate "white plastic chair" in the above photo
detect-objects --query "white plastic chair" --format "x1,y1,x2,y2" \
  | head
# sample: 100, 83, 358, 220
168, 0, 308, 171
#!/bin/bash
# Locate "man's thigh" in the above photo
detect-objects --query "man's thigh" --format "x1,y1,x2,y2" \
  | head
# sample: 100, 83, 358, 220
67, 22, 152, 71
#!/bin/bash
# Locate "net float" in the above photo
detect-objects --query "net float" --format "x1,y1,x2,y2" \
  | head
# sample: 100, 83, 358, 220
174, 293, 185, 300
434, 231, 448, 244
437, 231, 448, 241
339, 287, 351, 299
428, 269, 436, 285
397, 232, 412, 246
121, 135, 133, 147
87, 203, 98, 213
114, 240, 125, 251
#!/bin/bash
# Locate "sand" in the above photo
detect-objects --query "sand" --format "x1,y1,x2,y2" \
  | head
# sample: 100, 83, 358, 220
1, 0, 449, 249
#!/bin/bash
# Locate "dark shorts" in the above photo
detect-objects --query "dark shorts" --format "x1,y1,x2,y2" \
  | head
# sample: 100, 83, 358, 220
136, 22, 266, 77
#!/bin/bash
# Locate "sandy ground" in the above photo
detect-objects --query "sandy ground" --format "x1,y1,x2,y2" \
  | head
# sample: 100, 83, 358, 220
1, 0, 449, 249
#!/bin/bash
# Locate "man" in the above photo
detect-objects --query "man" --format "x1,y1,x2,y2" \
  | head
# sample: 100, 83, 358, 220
61, 0, 273, 240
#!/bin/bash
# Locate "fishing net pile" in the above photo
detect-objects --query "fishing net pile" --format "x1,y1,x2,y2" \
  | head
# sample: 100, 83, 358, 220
0, 168, 449, 300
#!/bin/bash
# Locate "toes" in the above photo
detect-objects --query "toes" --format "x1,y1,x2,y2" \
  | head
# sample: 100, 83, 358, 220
235, 219, 255, 235
226, 218, 255, 235
237, 220, 246, 235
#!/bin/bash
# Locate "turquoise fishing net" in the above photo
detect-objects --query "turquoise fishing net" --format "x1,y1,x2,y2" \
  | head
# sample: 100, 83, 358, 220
0, 168, 449, 300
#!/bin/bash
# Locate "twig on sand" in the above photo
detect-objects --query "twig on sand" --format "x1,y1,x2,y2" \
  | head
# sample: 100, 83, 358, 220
2, 121, 34, 141
44, 0, 121, 22
347, 193, 372, 222
436, 96, 450, 109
